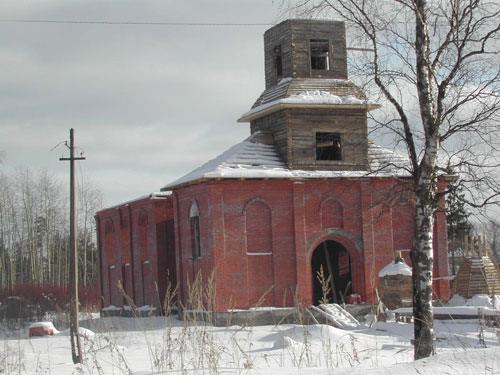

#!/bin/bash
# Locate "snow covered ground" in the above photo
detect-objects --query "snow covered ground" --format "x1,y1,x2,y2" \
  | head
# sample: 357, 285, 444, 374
1, 311, 499, 374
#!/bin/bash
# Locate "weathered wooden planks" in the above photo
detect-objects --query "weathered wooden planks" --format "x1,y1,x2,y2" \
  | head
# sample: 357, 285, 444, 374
263, 19, 347, 89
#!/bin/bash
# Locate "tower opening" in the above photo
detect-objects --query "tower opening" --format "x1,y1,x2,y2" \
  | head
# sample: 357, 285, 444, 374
310, 39, 330, 70
316, 132, 342, 161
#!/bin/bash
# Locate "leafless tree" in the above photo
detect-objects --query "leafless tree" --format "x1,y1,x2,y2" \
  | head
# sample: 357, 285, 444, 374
285, 0, 500, 359
0, 167, 102, 290
485, 219, 500, 263
77, 175, 103, 287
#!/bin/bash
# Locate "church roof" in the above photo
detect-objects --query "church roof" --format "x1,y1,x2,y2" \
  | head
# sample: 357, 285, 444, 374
238, 78, 379, 122
254, 78, 366, 107
162, 132, 411, 190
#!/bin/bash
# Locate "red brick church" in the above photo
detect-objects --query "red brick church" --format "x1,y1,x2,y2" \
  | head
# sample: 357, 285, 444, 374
96, 19, 450, 313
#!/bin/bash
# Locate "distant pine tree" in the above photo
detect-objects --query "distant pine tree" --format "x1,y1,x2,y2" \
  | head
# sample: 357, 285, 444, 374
446, 182, 473, 275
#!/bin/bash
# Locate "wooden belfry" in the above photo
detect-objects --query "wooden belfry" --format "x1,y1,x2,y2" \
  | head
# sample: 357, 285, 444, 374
452, 236, 500, 298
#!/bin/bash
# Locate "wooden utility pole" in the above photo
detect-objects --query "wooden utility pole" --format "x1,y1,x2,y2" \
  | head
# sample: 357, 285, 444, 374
60, 128, 85, 364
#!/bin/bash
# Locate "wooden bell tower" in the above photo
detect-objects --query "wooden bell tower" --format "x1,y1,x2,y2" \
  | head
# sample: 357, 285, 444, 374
239, 19, 379, 171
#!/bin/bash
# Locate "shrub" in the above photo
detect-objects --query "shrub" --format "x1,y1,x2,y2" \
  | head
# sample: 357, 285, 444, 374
0, 283, 100, 322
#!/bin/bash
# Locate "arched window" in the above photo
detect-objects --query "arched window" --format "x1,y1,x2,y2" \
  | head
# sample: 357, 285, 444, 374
245, 200, 272, 254
245, 199, 274, 306
190, 201, 201, 259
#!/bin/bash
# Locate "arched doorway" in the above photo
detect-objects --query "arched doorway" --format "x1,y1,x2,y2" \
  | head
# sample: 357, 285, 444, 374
311, 240, 352, 305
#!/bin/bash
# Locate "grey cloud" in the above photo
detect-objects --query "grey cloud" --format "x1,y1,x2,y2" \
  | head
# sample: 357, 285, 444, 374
0, 1, 277, 205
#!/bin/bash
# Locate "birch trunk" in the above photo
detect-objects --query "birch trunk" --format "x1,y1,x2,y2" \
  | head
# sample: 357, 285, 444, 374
412, 174, 436, 358
412, 0, 438, 358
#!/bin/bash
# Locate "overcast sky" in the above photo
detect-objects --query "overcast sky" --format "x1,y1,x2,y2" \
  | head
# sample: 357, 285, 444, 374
0, 1, 295, 207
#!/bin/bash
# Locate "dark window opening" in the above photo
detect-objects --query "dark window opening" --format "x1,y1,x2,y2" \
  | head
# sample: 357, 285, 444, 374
191, 217, 201, 259
274, 45, 283, 78
310, 39, 330, 70
190, 202, 201, 259
316, 132, 342, 161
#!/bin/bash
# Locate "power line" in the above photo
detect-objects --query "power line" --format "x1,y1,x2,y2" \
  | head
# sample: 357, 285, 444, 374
0, 19, 275, 27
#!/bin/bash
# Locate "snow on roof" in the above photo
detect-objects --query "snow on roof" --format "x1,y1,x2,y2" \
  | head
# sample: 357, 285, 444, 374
29, 321, 59, 332
239, 78, 380, 122
97, 191, 171, 214
239, 90, 378, 122
378, 260, 412, 277
253, 78, 366, 108
368, 143, 411, 174
162, 132, 411, 190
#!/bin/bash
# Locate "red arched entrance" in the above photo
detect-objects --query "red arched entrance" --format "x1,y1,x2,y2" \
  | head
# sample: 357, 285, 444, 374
311, 240, 353, 305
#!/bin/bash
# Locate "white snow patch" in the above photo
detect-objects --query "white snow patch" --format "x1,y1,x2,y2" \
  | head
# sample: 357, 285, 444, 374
469, 294, 493, 308
494, 295, 500, 310
277, 77, 293, 85
273, 335, 306, 351
137, 305, 156, 312
378, 261, 412, 277
78, 327, 95, 340
447, 294, 467, 307
6, 316, 500, 374
395, 305, 500, 316
447, 294, 497, 309
101, 305, 121, 311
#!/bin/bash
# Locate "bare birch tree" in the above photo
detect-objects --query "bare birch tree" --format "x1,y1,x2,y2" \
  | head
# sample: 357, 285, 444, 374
77, 175, 103, 287
285, 0, 500, 359
0, 167, 102, 290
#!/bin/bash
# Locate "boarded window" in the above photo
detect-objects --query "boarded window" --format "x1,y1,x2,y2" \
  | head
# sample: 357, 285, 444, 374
104, 219, 116, 264
316, 132, 342, 161
190, 201, 201, 259
120, 214, 131, 265
245, 199, 274, 306
245, 200, 272, 254
104, 220, 114, 235
138, 211, 149, 262
321, 199, 344, 229
274, 45, 283, 78
310, 39, 330, 70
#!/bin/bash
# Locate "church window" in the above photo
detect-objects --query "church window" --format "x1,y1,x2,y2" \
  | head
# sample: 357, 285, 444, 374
274, 45, 283, 78
189, 201, 201, 259
310, 39, 330, 70
245, 200, 272, 255
316, 132, 342, 161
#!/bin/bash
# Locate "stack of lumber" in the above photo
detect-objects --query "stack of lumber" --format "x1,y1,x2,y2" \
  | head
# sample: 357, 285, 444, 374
453, 255, 500, 298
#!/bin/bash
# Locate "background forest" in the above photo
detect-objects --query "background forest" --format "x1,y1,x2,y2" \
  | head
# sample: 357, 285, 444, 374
0, 162, 102, 308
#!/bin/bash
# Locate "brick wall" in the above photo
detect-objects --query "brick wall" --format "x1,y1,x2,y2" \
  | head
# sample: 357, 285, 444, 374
97, 177, 450, 312
172, 177, 450, 311
96, 195, 175, 310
